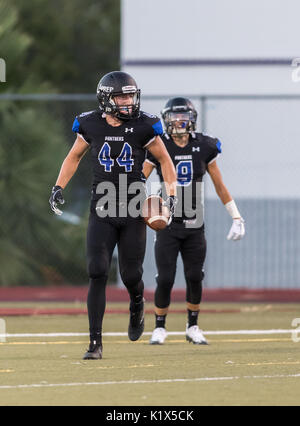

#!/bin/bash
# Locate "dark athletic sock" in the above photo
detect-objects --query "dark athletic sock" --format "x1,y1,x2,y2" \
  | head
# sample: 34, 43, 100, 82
187, 309, 199, 328
155, 314, 166, 329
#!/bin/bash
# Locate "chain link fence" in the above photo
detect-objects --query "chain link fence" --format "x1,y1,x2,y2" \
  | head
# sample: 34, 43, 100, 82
0, 94, 299, 288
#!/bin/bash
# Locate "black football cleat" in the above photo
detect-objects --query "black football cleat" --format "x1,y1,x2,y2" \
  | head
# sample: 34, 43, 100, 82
83, 341, 103, 360
128, 300, 145, 341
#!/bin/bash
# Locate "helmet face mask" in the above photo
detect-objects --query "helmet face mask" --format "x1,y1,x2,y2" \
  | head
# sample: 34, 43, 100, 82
96, 72, 141, 120
164, 111, 196, 135
161, 98, 197, 136
115, 92, 140, 115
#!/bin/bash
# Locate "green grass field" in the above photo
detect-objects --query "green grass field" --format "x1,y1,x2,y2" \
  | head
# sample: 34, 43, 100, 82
0, 301, 300, 406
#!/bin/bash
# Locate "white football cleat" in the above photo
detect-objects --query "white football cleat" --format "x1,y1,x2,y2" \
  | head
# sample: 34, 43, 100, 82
149, 327, 167, 345
186, 325, 208, 345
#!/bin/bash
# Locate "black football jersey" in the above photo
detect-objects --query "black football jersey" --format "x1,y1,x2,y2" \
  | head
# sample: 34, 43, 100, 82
146, 133, 221, 224
72, 110, 163, 201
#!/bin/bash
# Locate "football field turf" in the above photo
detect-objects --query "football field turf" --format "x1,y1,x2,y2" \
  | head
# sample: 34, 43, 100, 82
0, 302, 299, 406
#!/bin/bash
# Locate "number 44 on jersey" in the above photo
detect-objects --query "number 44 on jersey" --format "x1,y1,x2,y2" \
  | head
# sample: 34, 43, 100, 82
98, 142, 134, 172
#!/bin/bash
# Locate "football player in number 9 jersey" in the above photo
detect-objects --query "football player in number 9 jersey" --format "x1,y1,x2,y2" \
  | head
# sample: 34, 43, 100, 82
49, 72, 177, 359
143, 97, 245, 345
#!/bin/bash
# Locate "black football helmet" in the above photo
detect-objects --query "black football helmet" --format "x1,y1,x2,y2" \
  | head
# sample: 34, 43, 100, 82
96, 71, 141, 120
161, 97, 197, 136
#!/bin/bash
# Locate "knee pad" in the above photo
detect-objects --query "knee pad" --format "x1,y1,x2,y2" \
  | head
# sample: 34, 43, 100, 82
87, 257, 109, 281
120, 266, 143, 289
185, 268, 204, 287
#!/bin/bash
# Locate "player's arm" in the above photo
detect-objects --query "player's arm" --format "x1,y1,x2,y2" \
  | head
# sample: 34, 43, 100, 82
49, 135, 89, 215
147, 136, 177, 196
207, 160, 232, 205
142, 160, 155, 179
207, 160, 245, 241
55, 135, 89, 188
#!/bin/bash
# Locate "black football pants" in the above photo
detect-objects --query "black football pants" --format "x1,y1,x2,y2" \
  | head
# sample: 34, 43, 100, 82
86, 208, 146, 341
154, 223, 207, 309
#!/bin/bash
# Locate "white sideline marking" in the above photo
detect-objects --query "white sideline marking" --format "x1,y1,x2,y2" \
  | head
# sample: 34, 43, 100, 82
0, 373, 300, 390
0, 319, 5, 342
0, 329, 296, 338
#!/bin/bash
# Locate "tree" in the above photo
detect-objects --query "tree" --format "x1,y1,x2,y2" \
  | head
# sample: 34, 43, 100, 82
0, 1, 120, 285
0, 1, 54, 93
11, 0, 121, 93
0, 0, 121, 286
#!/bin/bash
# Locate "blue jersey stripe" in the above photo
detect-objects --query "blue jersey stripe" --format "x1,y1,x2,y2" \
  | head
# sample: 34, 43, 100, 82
72, 117, 80, 133
152, 120, 163, 136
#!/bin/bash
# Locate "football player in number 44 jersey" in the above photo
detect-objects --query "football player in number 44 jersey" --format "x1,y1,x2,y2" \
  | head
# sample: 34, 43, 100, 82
143, 97, 245, 346
49, 72, 177, 360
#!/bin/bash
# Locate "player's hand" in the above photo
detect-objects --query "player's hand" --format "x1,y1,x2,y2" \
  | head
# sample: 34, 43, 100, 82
49, 185, 65, 216
227, 218, 245, 241
163, 195, 178, 225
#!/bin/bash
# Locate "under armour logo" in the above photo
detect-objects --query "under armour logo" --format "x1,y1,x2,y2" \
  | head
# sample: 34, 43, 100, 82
125, 127, 134, 133
192, 147, 200, 152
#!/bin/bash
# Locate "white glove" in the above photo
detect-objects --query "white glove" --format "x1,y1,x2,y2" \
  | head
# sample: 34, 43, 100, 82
227, 218, 245, 241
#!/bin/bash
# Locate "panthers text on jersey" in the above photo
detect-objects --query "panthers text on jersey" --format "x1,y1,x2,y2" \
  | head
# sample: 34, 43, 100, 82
146, 132, 221, 225
72, 110, 163, 203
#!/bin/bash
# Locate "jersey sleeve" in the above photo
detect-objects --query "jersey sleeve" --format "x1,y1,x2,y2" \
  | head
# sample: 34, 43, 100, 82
142, 112, 164, 148
152, 119, 164, 136
205, 137, 222, 164
72, 116, 90, 144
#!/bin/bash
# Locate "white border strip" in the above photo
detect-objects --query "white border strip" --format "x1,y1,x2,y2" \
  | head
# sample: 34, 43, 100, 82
77, 133, 90, 145
0, 373, 300, 390
144, 158, 156, 167
207, 153, 220, 165
143, 137, 156, 148
0, 329, 296, 338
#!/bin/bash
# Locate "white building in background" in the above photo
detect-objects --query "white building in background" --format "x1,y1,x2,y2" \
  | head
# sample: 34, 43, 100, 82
121, 0, 299, 96
119, 0, 300, 288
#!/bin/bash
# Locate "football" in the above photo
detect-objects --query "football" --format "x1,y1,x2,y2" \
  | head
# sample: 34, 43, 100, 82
142, 195, 170, 231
